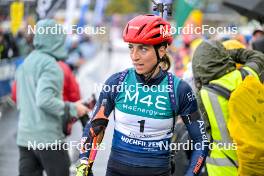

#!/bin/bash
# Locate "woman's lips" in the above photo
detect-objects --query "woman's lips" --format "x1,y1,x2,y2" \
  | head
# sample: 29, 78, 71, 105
134, 63, 144, 70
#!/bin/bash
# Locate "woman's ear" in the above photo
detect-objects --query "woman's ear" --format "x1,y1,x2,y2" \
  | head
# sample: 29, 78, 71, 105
158, 46, 167, 58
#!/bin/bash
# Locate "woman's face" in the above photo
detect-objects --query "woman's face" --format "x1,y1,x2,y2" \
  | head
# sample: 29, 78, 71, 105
128, 43, 165, 75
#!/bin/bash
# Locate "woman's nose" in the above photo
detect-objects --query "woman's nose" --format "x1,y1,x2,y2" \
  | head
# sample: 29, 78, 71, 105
131, 49, 140, 61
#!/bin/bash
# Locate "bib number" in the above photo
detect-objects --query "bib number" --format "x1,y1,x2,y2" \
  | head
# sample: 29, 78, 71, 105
137, 120, 145, 133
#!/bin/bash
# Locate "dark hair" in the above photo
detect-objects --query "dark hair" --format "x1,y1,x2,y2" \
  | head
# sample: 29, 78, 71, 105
252, 36, 264, 53
154, 42, 171, 71
253, 29, 264, 36
160, 54, 171, 71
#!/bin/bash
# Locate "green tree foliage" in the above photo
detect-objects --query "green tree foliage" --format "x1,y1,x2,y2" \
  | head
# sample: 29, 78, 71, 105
105, 0, 150, 15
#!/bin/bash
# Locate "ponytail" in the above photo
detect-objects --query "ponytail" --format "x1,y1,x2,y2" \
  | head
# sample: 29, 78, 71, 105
154, 42, 172, 71
160, 54, 172, 71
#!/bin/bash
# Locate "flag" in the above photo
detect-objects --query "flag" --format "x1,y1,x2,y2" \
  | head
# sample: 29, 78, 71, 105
173, 0, 199, 28
77, 0, 91, 28
10, 2, 24, 35
93, 0, 108, 25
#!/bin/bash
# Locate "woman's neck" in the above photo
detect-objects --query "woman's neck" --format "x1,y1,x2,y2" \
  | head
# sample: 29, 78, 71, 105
143, 66, 161, 79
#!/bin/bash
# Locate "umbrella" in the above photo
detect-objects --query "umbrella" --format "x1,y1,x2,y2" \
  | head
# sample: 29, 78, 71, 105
223, 0, 264, 23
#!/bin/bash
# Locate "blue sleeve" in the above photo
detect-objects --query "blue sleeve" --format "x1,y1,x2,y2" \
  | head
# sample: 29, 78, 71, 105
177, 80, 209, 176
79, 72, 121, 161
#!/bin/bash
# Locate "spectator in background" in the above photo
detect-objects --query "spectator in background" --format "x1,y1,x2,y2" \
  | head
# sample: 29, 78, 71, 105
252, 37, 264, 53
251, 29, 264, 53
0, 30, 19, 60
57, 60, 81, 102
65, 34, 85, 71
16, 31, 34, 57
12, 60, 81, 103
15, 19, 88, 176
192, 40, 264, 176
0, 30, 8, 59
252, 29, 264, 42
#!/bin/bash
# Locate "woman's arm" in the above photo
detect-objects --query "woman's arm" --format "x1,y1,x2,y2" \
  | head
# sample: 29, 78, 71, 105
177, 80, 210, 176
79, 72, 121, 163
228, 48, 264, 82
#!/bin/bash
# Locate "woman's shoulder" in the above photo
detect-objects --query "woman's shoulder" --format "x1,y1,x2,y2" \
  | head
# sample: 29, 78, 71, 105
105, 72, 121, 86
167, 72, 193, 93
105, 68, 133, 86
166, 71, 183, 87
177, 79, 192, 90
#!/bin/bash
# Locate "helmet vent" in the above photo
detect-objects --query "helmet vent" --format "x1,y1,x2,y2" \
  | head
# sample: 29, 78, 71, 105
152, 33, 161, 39
136, 24, 147, 36
124, 24, 129, 35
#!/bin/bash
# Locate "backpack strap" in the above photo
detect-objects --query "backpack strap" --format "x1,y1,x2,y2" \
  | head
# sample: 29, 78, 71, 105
167, 72, 177, 133
239, 68, 250, 80
206, 68, 250, 100
206, 84, 232, 100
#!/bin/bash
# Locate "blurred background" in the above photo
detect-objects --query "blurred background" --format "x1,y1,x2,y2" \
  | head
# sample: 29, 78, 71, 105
0, 0, 263, 175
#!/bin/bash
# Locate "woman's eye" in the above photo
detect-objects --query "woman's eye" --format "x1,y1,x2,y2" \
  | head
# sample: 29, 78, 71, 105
140, 47, 147, 52
128, 45, 133, 49
142, 48, 147, 52
128, 46, 134, 51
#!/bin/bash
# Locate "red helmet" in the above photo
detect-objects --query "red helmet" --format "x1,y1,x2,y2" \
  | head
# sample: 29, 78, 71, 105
123, 14, 173, 45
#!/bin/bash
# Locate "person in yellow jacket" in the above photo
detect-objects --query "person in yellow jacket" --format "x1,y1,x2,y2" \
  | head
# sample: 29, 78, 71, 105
192, 40, 264, 176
